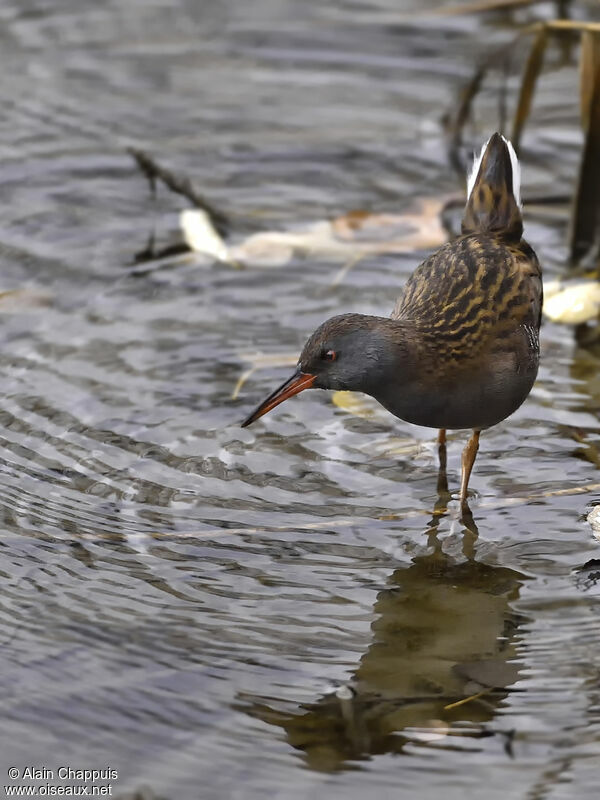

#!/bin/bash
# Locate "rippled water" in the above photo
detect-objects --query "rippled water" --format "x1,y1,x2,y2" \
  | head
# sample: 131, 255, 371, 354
1, 1, 600, 798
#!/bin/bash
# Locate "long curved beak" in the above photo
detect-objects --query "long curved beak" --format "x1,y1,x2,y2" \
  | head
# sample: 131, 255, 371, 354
241, 368, 316, 427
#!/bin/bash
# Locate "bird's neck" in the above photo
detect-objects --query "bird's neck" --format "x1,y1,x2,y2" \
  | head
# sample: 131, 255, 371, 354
347, 316, 419, 392
349, 316, 436, 419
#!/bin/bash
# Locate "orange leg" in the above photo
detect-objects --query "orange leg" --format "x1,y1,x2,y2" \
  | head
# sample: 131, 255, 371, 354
459, 430, 480, 509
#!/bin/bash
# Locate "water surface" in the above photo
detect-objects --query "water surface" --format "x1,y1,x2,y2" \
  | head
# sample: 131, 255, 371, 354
0, 1, 599, 798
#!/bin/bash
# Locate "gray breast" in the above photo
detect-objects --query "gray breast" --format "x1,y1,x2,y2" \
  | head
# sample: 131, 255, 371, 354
372, 329, 539, 431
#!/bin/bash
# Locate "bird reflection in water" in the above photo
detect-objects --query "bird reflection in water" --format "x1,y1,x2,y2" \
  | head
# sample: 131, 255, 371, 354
237, 503, 528, 771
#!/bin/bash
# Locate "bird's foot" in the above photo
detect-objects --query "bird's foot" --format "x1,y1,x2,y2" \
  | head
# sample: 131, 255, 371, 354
449, 488, 480, 514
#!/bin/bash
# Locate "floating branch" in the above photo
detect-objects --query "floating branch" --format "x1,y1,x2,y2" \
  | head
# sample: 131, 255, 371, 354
128, 147, 230, 238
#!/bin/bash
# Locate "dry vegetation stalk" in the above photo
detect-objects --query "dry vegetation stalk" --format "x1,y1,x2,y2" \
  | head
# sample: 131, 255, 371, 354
571, 30, 600, 261
448, 18, 600, 268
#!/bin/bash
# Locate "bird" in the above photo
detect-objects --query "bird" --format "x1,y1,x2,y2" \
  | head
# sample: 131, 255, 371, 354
242, 133, 542, 509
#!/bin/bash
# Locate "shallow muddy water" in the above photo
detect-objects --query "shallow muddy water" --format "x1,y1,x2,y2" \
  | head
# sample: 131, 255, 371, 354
0, 1, 600, 798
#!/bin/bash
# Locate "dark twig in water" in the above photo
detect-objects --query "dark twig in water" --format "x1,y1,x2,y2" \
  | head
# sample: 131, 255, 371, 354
131, 234, 189, 267
127, 147, 230, 238
432, 0, 566, 13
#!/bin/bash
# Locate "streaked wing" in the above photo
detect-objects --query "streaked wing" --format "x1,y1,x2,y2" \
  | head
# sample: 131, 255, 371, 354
392, 233, 542, 365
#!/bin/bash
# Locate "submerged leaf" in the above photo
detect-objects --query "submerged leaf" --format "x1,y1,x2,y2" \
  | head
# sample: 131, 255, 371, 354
404, 720, 449, 743
588, 505, 600, 537
180, 209, 233, 264
181, 197, 451, 268
542, 279, 600, 324
233, 352, 298, 399
0, 287, 53, 312
332, 391, 382, 420
332, 392, 422, 455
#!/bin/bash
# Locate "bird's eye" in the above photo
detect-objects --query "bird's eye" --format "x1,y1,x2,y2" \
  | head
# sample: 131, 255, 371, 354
322, 349, 337, 361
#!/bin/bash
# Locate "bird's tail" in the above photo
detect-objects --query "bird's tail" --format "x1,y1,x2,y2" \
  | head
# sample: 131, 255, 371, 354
461, 132, 523, 241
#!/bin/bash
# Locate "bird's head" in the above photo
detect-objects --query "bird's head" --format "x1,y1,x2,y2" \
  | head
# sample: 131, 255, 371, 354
241, 313, 405, 426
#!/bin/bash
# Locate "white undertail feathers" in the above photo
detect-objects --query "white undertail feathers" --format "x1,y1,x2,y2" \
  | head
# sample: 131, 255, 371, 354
466, 134, 522, 209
